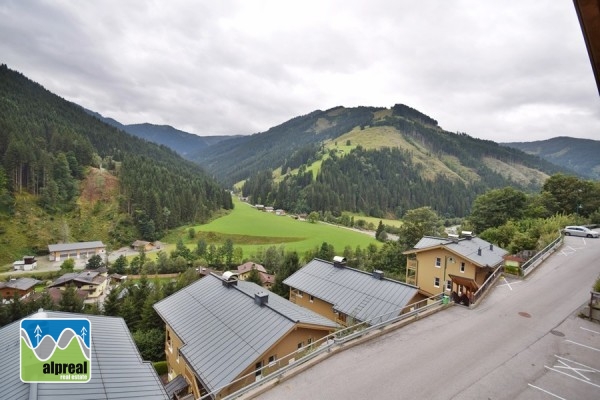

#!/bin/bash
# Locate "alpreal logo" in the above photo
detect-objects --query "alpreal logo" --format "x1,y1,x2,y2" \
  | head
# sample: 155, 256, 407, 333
20, 318, 91, 383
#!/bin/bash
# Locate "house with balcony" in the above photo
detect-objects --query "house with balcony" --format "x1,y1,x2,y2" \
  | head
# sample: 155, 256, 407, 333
403, 233, 508, 305
47, 270, 108, 302
283, 257, 419, 326
153, 272, 337, 399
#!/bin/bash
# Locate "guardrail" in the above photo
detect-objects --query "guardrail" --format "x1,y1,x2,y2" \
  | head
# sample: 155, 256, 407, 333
200, 294, 447, 400
471, 263, 504, 306
520, 231, 563, 277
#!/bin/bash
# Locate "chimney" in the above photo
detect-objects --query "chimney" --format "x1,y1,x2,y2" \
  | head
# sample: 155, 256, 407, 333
462, 231, 473, 240
332, 256, 347, 268
477, 248, 482, 256
448, 233, 459, 243
254, 292, 268, 306
489, 244, 493, 251
372, 270, 384, 280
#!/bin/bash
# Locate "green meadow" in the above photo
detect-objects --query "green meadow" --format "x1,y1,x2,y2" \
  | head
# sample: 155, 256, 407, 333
166, 197, 379, 257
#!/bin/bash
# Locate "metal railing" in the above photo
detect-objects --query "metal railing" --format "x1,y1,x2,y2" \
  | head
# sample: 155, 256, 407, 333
520, 231, 563, 277
471, 263, 504, 306
196, 294, 448, 400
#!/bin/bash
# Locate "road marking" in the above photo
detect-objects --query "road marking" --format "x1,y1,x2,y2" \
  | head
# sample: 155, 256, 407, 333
528, 384, 566, 400
497, 278, 521, 290
581, 326, 600, 335
545, 365, 600, 388
565, 340, 600, 352
552, 358, 596, 380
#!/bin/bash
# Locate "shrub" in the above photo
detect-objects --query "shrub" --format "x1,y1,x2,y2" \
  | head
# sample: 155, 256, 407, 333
153, 361, 168, 376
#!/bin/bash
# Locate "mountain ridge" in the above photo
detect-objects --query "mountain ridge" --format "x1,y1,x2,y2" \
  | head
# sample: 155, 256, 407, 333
502, 136, 600, 180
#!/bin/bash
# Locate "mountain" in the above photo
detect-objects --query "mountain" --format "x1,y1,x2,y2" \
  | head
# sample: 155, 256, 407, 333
194, 104, 571, 218
84, 109, 235, 158
502, 137, 600, 181
0, 65, 232, 263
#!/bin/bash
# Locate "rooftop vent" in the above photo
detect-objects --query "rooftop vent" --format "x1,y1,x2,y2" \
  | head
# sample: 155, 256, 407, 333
477, 248, 482, 256
373, 270, 384, 280
448, 233, 460, 242
489, 244, 493, 251
254, 292, 268, 306
333, 256, 347, 268
221, 271, 238, 287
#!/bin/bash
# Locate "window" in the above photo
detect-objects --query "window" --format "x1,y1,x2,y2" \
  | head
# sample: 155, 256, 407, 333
434, 277, 440, 287
176, 350, 180, 364
268, 355, 276, 365
255, 361, 262, 377
297, 342, 303, 349
446, 280, 451, 291
167, 330, 173, 353
296, 290, 303, 298
309, 295, 314, 303
435, 257, 441, 268
460, 262, 466, 273
307, 338, 313, 345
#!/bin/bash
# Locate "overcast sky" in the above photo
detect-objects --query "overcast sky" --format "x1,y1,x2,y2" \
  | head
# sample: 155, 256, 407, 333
1, 0, 599, 142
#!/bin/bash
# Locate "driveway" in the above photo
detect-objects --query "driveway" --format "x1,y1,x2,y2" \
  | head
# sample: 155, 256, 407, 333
253, 236, 600, 400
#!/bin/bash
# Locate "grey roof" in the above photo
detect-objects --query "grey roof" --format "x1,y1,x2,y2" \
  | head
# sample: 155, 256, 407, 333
0, 277, 40, 290
164, 374, 189, 399
412, 236, 508, 267
48, 271, 102, 288
283, 258, 418, 324
153, 274, 336, 395
0, 311, 169, 400
48, 241, 106, 252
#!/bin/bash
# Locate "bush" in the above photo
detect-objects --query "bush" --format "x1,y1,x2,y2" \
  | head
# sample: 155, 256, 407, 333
594, 277, 600, 293
153, 361, 168, 376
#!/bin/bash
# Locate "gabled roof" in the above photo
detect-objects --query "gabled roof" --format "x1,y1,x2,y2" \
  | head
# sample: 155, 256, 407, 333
283, 258, 418, 324
236, 261, 267, 274
48, 241, 105, 252
406, 236, 508, 267
0, 277, 40, 291
153, 273, 336, 395
48, 270, 103, 288
0, 310, 169, 400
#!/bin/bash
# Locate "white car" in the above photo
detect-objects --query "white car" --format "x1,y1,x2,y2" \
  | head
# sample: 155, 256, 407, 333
562, 226, 600, 238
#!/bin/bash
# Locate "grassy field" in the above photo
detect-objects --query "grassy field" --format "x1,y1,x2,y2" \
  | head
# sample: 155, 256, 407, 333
344, 213, 403, 228
165, 197, 379, 257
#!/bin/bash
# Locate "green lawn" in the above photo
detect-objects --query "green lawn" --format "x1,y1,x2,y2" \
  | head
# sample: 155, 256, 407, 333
168, 197, 379, 256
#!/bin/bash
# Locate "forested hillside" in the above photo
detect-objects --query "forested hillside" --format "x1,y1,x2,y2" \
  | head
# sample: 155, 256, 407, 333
202, 104, 568, 218
0, 65, 232, 263
502, 137, 600, 181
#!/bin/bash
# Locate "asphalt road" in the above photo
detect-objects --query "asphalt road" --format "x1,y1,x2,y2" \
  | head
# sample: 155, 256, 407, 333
255, 236, 600, 400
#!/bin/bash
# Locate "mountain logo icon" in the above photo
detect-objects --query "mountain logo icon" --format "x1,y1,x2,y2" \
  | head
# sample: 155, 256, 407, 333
20, 317, 92, 383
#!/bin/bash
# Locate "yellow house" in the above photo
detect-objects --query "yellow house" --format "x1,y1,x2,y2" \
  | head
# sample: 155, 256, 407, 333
284, 257, 419, 326
235, 261, 275, 289
403, 234, 508, 305
154, 272, 338, 399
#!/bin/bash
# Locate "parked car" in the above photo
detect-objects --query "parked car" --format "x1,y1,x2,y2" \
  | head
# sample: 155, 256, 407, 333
562, 226, 600, 238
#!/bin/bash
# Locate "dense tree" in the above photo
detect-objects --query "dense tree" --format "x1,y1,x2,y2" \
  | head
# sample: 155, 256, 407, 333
111, 255, 128, 275
86, 254, 104, 269
246, 268, 263, 286
468, 187, 528, 233
60, 258, 75, 273
397, 207, 443, 248
58, 284, 84, 313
